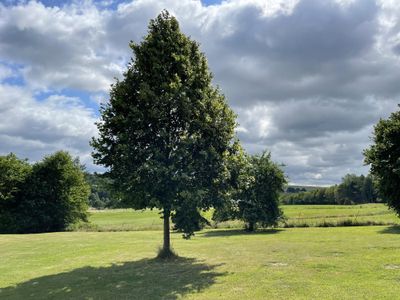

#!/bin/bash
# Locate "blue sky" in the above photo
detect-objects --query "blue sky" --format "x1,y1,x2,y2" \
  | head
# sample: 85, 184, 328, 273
1, 0, 400, 185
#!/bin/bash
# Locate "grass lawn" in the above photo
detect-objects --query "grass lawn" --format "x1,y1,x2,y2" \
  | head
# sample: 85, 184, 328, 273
87, 204, 398, 231
1, 226, 400, 299
88, 209, 163, 231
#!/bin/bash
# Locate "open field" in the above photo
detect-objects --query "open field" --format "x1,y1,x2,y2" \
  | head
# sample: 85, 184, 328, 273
86, 204, 399, 231
1, 226, 400, 299
282, 204, 399, 227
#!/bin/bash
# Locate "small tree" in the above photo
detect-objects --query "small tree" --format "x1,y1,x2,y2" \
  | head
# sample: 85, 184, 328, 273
214, 151, 286, 231
364, 107, 400, 215
239, 152, 286, 231
91, 11, 236, 257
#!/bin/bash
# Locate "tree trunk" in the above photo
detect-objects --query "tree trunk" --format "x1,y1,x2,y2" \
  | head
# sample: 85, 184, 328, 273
163, 209, 171, 252
247, 222, 255, 232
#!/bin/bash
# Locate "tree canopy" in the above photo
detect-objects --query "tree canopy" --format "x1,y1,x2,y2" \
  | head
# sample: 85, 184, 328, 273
91, 11, 237, 255
364, 106, 400, 215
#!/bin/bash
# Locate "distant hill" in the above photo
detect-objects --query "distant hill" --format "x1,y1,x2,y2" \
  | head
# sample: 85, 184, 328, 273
284, 185, 323, 193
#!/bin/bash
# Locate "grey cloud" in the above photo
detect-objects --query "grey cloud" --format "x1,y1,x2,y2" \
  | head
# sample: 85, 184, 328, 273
269, 99, 376, 140
201, 0, 381, 105
0, 1, 120, 92
235, 97, 398, 185
217, 0, 377, 62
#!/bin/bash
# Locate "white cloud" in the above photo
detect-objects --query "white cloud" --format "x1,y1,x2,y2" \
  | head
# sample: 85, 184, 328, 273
0, 1, 119, 92
0, 83, 99, 168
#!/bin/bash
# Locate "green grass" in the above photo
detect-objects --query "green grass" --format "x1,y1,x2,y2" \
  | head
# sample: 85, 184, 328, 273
282, 204, 399, 227
87, 209, 163, 231
85, 204, 398, 232
1, 226, 400, 299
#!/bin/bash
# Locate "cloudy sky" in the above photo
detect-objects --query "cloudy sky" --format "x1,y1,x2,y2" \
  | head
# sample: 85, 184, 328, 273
1, 0, 399, 185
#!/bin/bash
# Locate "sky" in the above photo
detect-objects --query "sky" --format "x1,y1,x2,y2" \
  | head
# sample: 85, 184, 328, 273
0, 0, 399, 185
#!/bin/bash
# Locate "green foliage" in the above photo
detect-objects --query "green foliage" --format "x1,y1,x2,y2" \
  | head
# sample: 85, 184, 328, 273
91, 11, 236, 244
281, 186, 337, 205
212, 141, 249, 223
281, 174, 379, 205
239, 152, 286, 231
0, 154, 31, 202
214, 151, 286, 231
364, 106, 400, 215
335, 174, 376, 204
85, 173, 120, 209
171, 197, 211, 239
0, 151, 90, 233
0, 154, 32, 233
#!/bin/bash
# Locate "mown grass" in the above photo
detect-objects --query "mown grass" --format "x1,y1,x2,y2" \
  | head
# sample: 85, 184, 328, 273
87, 209, 163, 231
1, 226, 400, 299
84, 204, 398, 232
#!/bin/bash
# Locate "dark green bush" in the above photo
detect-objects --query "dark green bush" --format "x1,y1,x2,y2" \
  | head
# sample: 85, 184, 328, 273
0, 151, 90, 233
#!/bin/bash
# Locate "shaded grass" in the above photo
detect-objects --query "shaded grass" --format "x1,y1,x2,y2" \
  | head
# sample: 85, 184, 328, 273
379, 225, 400, 234
202, 228, 282, 237
0, 257, 225, 299
156, 246, 179, 260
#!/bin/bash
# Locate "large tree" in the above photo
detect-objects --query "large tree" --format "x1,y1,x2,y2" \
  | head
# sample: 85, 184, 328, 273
364, 106, 400, 215
91, 11, 236, 256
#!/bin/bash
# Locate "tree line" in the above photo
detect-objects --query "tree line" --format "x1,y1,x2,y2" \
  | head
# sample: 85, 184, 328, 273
85, 173, 120, 209
281, 174, 379, 205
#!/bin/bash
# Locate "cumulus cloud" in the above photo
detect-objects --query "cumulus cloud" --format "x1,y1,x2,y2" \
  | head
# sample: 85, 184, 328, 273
0, 83, 99, 168
1, 0, 400, 184
0, 1, 122, 92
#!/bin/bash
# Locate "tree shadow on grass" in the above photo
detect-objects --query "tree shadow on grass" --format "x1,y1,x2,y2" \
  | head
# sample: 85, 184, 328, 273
0, 257, 226, 300
379, 225, 400, 234
201, 228, 283, 237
